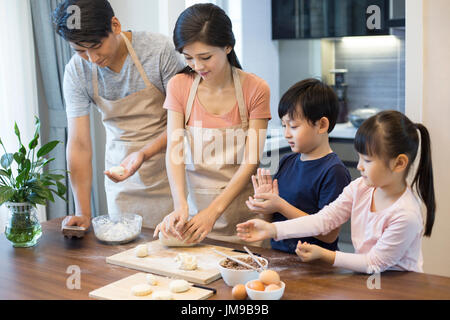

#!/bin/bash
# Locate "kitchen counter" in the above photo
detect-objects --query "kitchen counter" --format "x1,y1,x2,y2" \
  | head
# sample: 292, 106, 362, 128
1, 217, 450, 300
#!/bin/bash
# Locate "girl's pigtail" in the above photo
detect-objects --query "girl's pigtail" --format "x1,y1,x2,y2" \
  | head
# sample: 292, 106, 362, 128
412, 123, 435, 237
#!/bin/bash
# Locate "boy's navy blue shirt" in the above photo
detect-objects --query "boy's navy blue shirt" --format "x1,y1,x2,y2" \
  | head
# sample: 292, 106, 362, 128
271, 152, 351, 253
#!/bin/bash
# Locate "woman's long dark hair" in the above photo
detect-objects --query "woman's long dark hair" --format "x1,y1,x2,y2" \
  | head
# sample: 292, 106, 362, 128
354, 110, 435, 237
173, 3, 242, 75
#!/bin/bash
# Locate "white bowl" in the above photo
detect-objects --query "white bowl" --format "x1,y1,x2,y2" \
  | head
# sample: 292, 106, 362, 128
218, 255, 268, 287
245, 280, 285, 300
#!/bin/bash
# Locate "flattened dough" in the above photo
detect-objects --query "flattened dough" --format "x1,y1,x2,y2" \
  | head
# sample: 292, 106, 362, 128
131, 284, 152, 296
152, 290, 174, 300
146, 273, 158, 285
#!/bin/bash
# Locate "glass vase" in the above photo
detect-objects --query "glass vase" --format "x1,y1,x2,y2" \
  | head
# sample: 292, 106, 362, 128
4, 202, 42, 247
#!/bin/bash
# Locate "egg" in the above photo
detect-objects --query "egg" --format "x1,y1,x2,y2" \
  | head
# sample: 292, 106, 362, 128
231, 284, 247, 300
259, 269, 280, 285
247, 280, 265, 291
265, 284, 281, 291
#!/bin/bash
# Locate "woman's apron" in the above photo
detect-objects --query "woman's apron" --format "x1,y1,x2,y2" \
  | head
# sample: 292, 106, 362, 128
184, 67, 266, 245
91, 32, 173, 228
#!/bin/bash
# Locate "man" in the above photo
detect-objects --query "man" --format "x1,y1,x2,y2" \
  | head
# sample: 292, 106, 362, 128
54, 0, 185, 229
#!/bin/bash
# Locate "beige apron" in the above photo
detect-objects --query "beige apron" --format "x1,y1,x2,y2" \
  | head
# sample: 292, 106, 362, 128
184, 67, 265, 245
92, 32, 173, 228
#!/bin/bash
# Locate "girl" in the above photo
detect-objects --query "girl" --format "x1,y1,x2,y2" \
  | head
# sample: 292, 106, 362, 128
153, 4, 271, 244
237, 110, 435, 274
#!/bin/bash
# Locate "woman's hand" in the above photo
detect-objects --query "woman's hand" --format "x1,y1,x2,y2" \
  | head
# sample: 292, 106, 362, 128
104, 151, 145, 183
246, 179, 284, 215
180, 207, 217, 244
236, 219, 276, 242
153, 207, 189, 240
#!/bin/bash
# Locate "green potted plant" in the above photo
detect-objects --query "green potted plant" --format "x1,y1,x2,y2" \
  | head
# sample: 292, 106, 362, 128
0, 117, 67, 247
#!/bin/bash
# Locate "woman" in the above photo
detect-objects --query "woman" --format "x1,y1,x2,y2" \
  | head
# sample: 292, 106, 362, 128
153, 3, 271, 245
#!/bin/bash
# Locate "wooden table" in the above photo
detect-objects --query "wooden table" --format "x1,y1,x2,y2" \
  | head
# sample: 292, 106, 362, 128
1, 218, 450, 300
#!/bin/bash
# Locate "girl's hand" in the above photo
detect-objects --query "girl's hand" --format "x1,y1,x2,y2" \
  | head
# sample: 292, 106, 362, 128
246, 179, 283, 215
104, 151, 145, 183
252, 168, 274, 195
180, 208, 217, 244
295, 241, 324, 262
153, 207, 189, 240
236, 219, 277, 242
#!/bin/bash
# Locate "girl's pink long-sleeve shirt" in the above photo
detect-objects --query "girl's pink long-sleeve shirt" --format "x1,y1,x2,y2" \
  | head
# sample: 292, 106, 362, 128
274, 177, 424, 274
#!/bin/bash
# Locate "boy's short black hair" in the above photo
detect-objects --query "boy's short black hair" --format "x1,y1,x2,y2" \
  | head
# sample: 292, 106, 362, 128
278, 78, 339, 133
52, 0, 115, 47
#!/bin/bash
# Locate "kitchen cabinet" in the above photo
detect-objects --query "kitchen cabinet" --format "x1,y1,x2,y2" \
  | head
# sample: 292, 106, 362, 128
272, 0, 404, 39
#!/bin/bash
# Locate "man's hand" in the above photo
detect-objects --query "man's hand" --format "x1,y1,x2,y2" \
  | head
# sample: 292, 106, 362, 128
104, 151, 145, 183
62, 215, 91, 229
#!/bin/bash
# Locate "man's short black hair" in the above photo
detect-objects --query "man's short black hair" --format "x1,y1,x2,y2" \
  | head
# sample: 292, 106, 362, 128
52, 0, 115, 47
278, 78, 339, 133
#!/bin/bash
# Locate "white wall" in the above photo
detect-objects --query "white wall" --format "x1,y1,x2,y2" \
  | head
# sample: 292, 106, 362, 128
241, 0, 280, 129
278, 40, 322, 99
109, 0, 160, 32
409, 0, 450, 278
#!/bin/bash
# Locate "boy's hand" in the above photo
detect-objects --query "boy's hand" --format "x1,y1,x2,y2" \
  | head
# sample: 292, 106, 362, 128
246, 179, 283, 215
251, 168, 274, 196
236, 219, 276, 242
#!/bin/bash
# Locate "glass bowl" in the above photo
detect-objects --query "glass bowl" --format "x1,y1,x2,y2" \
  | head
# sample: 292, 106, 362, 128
92, 213, 142, 245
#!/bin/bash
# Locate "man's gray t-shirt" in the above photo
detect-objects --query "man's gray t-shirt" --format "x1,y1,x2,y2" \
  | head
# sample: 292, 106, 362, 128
63, 31, 185, 118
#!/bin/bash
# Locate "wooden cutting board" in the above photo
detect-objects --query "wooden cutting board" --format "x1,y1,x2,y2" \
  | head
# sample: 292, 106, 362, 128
89, 272, 214, 300
106, 240, 241, 284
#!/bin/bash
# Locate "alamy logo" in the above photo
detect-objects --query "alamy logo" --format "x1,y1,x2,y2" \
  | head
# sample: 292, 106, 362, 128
367, 272, 381, 290
366, 5, 381, 30
66, 5, 81, 30
66, 265, 81, 290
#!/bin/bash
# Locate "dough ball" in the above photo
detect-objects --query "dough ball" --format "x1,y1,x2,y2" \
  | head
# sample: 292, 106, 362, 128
135, 244, 148, 258
146, 273, 158, 286
169, 279, 191, 293
152, 290, 174, 300
175, 253, 197, 271
110, 166, 125, 176
158, 231, 195, 247
131, 284, 152, 296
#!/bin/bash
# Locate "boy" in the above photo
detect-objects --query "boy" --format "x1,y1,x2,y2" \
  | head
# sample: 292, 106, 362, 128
246, 78, 351, 253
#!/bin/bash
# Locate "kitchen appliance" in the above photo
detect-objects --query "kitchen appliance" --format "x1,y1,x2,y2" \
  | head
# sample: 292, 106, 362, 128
330, 69, 348, 123
348, 105, 381, 128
